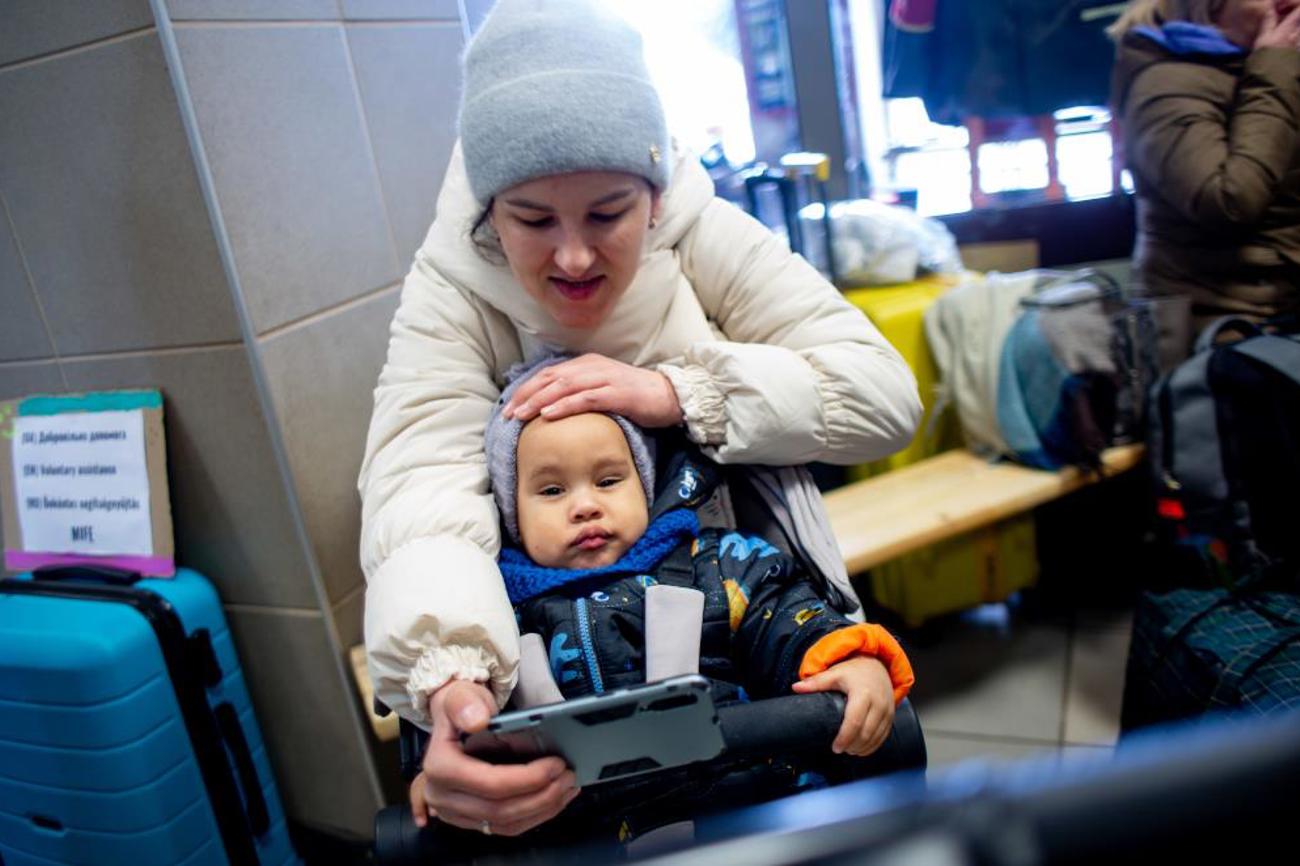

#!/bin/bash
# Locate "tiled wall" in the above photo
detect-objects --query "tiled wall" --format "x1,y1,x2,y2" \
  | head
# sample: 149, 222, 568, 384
0, 0, 468, 839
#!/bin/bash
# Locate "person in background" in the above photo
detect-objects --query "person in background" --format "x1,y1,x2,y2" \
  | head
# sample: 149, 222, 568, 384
1110, 0, 1300, 332
358, 0, 921, 839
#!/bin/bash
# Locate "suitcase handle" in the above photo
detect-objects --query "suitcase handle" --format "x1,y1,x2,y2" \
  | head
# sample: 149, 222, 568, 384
215, 702, 271, 836
32, 564, 142, 585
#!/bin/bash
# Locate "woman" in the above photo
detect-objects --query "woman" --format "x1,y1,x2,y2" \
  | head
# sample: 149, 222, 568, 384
358, 0, 921, 836
1110, 0, 1300, 330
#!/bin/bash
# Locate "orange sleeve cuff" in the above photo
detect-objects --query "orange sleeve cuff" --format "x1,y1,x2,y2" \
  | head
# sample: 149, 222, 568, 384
799, 623, 915, 705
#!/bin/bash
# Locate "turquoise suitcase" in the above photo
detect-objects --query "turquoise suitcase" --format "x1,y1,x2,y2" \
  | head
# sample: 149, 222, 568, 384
0, 566, 298, 865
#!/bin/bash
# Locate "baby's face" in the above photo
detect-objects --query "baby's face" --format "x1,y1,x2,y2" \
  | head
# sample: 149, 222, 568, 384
515, 413, 649, 569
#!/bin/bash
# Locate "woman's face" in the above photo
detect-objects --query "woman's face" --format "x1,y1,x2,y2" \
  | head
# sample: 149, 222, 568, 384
491, 171, 660, 330
1215, 0, 1282, 47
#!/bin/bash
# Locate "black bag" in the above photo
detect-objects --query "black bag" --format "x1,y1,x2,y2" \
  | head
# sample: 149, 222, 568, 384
1121, 587, 1300, 731
1148, 318, 1300, 588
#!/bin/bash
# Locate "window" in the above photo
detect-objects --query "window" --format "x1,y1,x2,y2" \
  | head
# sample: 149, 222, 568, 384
607, 1, 757, 167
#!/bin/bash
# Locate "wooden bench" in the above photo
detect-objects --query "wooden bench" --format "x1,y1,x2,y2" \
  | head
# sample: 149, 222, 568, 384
824, 444, 1145, 576
350, 443, 1146, 740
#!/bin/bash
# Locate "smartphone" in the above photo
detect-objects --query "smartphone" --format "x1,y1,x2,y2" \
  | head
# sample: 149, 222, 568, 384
461, 674, 725, 787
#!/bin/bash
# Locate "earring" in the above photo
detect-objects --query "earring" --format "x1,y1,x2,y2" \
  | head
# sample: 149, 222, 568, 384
648, 216, 658, 229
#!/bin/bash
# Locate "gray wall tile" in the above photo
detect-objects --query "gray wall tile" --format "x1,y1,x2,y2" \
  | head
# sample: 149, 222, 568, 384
61, 347, 319, 608
348, 23, 462, 262
176, 24, 400, 333
225, 606, 380, 837
165, 0, 339, 20
463, 0, 495, 34
333, 583, 364, 651
0, 0, 153, 67
0, 202, 53, 362
258, 287, 400, 602
0, 362, 65, 402
341, 0, 459, 19
0, 33, 241, 355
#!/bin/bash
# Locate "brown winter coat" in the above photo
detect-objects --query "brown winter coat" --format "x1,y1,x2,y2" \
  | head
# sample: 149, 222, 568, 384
1113, 34, 1300, 327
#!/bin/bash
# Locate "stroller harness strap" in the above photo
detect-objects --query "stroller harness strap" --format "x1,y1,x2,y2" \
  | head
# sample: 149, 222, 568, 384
645, 584, 706, 682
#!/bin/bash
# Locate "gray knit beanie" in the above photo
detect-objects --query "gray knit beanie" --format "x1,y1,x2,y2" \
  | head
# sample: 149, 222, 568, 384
459, 0, 673, 206
485, 355, 656, 544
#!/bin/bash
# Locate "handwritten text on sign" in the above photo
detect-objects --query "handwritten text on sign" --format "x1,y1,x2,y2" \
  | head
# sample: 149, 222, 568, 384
11, 410, 153, 556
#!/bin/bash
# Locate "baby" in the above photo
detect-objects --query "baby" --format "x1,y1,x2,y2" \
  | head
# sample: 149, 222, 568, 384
410, 357, 914, 832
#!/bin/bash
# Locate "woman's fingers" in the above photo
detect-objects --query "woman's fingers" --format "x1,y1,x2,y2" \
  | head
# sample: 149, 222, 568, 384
430, 771, 580, 835
504, 356, 605, 418
514, 376, 607, 421
533, 387, 620, 422
501, 354, 682, 427
427, 741, 568, 799
409, 779, 434, 828
429, 680, 497, 740
434, 785, 581, 838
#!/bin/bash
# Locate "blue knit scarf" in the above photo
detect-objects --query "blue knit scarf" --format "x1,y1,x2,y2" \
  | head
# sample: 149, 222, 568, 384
1135, 22, 1244, 57
499, 508, 699, 604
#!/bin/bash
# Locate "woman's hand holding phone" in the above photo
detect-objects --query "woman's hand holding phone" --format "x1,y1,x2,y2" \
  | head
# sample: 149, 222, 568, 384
416, 680, 579, 836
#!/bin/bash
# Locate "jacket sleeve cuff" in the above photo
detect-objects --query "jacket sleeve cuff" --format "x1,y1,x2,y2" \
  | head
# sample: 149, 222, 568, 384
657, 361, 727, 445
798, 623, 916, 705
364, 535, 520, 728
406, 643, 513, 724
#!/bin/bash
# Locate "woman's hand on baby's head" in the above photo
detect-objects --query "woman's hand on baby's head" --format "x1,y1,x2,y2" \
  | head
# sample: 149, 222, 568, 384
504, 353, 683, 428
792, 655, 895, 757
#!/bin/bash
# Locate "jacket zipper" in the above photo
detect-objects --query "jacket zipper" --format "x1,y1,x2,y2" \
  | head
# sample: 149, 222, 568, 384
574, 597, 604, 694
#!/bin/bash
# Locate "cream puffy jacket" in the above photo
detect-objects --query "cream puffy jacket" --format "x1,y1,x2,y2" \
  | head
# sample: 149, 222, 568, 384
359, 143, 921, 726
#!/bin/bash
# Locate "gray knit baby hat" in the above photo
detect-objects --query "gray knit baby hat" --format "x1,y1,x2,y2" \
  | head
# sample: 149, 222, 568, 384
459, 0, 673, 206
485, 355, 656, 545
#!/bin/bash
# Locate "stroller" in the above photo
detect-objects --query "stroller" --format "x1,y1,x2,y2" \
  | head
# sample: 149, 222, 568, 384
372, 692, 925, 864
373, 441, 929, 863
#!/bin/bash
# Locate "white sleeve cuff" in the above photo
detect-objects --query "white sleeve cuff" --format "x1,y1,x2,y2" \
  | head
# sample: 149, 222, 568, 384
657, 361, 727, 445
364, 535, 521, 727
405, 643, 514, 724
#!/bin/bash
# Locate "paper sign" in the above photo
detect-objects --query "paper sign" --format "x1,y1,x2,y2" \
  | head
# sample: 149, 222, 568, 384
1, 391, 174, 576
12, 410, 153, 556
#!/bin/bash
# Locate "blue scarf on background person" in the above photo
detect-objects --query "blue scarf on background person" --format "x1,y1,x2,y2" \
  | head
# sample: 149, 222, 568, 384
498, 508, 700, 604
1134, 21, 1245, 56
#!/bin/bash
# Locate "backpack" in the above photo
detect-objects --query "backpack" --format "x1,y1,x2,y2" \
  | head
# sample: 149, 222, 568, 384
1122, 586, 1300, 730
1148, 318, 1300, 588
926, 269, 1164, 469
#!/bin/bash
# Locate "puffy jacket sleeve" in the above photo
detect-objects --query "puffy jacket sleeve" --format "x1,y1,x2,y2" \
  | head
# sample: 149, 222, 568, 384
660, 198, 921, 465
1124, 48, 1300, 229
358, 263, 518, 726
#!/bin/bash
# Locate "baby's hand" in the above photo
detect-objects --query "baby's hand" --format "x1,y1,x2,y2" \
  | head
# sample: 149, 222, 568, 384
408, 770, 436, 828
791, 655, 894, 756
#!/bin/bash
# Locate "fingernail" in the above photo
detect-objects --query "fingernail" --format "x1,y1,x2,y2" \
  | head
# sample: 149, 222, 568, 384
458, 704, 485, 728
539, 405, 553, 418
